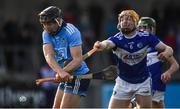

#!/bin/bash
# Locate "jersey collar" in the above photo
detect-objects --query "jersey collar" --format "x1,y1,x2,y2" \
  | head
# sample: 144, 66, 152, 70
123, 30, 138, 39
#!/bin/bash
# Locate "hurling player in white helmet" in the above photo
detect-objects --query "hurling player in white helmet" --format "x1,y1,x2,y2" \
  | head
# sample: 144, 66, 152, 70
138, 17, 179, 108
93, 10, 174, 108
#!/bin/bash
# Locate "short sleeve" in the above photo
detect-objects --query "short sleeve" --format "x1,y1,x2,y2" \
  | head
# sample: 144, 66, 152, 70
148, 34, 160, 48
108, 32, 121, 46
42, 31, 52, 44
68, 30, 82, 47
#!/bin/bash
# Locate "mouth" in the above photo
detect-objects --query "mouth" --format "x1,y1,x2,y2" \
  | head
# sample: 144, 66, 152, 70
47, 30, 57, 35
122, 24, 130, 28
121, 28, 134, 34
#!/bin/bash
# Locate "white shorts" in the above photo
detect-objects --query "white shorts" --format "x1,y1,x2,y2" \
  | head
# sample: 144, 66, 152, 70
152, 90, 164, 102
111, 77, 151, 100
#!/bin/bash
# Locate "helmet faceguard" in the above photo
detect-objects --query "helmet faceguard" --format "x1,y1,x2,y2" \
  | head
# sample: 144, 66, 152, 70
138, 17, 156, 34
39, 6, 62, 23
138, 17, 156, 28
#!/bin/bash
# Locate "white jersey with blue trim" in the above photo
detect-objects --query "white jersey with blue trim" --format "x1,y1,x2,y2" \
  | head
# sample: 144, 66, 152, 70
109, 30, 160, 83
147, 47, 165, 91
42, 22, 89, 75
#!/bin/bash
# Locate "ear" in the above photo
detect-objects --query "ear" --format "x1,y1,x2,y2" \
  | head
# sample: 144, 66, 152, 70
117, 23, 121, 30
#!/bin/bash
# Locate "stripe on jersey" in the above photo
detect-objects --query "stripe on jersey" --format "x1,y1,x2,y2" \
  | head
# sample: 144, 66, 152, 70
113, 45, 149, 65
147, 52, 160, 66
65, 25, 75, 35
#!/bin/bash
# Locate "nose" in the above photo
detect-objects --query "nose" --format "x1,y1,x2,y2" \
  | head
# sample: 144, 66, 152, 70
121, 20, 128, 26
44, 24, 52, 30
44, 23, 50, 28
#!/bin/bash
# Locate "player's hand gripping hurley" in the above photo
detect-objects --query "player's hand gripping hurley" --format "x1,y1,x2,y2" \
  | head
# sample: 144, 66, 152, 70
36, 48, 98, 85
36, 65, 118, 85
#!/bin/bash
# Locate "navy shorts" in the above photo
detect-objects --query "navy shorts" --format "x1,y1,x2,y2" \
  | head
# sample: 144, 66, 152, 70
58, 77, 90, 97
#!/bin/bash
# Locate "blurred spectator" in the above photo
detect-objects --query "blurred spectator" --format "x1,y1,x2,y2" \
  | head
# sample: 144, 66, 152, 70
2, 19, 21, 45
20, 22, 35, 45
2, 19, 20, 71
79, 9, 96, 69
163, 28, 177, 50
63, 0, 81, 27
112, 1, 129, 18
150, 7, 163, 39
0, 30, 5, 45
163, 0, 180, 29
104, 15, 118, 39
88, 2, 105, 40
39, 64, 58, 108
80, 10, 95, 51
176, 25, 180, 61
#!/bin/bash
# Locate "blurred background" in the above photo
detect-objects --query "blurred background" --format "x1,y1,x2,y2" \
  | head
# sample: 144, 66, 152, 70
0, 0, 180, 108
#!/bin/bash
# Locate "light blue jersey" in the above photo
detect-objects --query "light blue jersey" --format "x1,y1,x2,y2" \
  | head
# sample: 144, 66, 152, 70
109, 30, 160, 83
42, 22, 89, 75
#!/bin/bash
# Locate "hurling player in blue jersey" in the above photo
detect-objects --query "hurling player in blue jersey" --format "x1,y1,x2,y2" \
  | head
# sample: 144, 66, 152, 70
138, 17, 179, 108
38, 6, 90, 108
93, 10, 174, 108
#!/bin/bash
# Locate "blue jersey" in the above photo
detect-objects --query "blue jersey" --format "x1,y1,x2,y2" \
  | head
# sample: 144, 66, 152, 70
109, 31, 160, 83
147, 47, 165, 91
42, 22, 89, 75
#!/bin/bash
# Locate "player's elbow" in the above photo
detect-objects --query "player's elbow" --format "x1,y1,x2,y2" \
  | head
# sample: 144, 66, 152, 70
45, 54, 54, 64
167, 46, 174, 57
172, 58, 180, 73
173, 62, 179, 74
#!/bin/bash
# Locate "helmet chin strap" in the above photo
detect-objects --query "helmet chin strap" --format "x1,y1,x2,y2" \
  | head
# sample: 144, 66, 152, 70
55, 18, 62, 27
43, 18, 62, 36
48, 18, 62, 36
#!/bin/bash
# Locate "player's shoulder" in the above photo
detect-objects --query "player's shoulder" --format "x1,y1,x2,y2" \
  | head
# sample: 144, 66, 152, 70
64, 23, 79, 35
42, 30, 50, 37
110, 32, 123, 40
113, 32, 123, 37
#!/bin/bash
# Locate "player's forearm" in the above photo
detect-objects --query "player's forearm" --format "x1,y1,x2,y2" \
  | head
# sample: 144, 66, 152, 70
166, 57, 179, 75
45, 54, 63, 74
63, 58, 82, 74
101, 40, 115, 50
164, 46, 173, 58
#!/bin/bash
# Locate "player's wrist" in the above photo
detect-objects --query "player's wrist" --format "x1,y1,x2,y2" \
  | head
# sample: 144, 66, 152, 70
57, 69, 65, 74
101, 41, 107, 50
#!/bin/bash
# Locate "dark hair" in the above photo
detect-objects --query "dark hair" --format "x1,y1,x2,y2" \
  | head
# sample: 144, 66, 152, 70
39, 6, 62, 23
